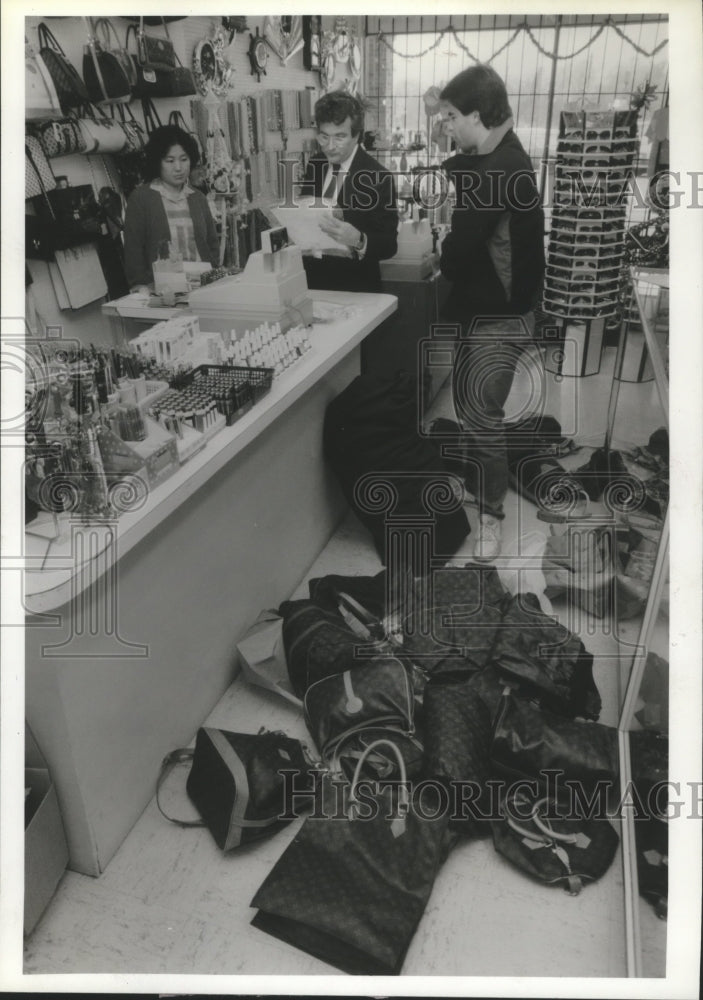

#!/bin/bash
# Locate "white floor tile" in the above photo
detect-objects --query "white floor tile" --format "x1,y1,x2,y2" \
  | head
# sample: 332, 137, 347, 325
24, 348, 667, 979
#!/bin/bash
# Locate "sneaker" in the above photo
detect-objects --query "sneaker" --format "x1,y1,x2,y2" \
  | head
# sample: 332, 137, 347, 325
473, 514, 502, 562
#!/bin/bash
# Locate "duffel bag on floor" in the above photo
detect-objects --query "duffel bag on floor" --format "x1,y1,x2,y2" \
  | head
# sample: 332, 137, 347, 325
491, 787, 620, 894
251, 738, 455, 975
156, 728, 319, 851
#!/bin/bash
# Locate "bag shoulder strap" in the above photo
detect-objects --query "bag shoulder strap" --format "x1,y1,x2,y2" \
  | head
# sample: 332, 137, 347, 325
155, 747, 205, 828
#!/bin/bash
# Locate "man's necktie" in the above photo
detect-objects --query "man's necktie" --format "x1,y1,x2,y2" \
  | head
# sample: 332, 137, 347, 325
322, 162, 341, 201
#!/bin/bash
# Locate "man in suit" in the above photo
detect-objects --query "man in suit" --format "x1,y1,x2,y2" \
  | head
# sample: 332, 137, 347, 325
298, 91, 398, 293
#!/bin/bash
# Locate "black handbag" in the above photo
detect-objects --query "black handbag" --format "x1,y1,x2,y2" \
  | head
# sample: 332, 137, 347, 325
304, 656, 415, 762
251, 738, 455, 975
323, 372, 470, 570
37, 21, 89, 110
126, 19, 196, 99
30, 184, 104, 253
490, 687, 619, 809
156, 728, 319, 851
83, 17, 134, 104
491, 787, 620, 894
490, 591, 603, 720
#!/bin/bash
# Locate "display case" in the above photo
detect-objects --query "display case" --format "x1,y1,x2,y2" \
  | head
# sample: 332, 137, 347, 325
611, 267, 669, 976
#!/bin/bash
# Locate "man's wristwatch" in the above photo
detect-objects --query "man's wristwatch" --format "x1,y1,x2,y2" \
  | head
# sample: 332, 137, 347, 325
353, 233, 367, 259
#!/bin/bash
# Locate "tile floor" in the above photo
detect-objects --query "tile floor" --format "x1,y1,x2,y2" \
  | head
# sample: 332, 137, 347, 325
23, 345, 668, 979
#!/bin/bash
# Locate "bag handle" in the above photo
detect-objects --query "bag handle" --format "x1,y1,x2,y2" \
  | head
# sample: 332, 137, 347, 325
348, 738, 409, 833
25, 142, 57, 218
155, 747, 206, 828
141, 96, 162, 136
83, 16, 112, 106
93, 17, 122, 51
37, 22, 66, 55
139, 15, 171, 41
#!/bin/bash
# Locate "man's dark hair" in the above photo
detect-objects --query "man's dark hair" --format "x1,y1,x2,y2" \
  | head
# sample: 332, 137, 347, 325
143, 125, 200, 182
314, 90, 365, 138
440, 65, 513, 128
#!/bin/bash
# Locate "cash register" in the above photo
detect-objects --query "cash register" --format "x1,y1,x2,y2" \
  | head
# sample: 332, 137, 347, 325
188, 233, 314, 335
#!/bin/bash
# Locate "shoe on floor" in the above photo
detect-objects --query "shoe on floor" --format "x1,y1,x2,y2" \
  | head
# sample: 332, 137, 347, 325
473, 514, 502, 562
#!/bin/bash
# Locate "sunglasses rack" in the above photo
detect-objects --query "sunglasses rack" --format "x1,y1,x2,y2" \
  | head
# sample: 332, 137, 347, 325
543, 110, 638, 327
542, 110, 640, 375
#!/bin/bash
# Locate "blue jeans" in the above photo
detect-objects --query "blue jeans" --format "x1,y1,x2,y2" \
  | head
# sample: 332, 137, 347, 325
451, 314, 535, 520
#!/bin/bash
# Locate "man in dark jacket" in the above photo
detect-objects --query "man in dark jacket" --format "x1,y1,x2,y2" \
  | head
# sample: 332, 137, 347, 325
298, 91, 398, 293
439, 65, 545, 560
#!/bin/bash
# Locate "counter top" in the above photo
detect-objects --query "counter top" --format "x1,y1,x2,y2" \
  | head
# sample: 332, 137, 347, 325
25, 291, 397, 613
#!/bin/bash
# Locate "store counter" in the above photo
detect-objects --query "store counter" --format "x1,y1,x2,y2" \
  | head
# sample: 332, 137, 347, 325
101, 292, 187, 346
25, 291, 397, 876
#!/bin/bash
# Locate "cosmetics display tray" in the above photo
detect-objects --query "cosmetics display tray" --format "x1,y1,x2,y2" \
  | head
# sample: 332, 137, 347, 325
24, 292, 398, 614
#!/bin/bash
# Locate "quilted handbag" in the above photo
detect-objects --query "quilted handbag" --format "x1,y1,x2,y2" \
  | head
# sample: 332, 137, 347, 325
490, 591, 603, 720
156, 728, 319, 851
37, 21, 89, 110
304, 656, 415, 762
491, 787, 620, 894
32, 117, 87, 158
25, 136, 56, 200
251, 738, 455, 975
421, 674, 494, 837
26, 36, 62, 119
134, 16, 176, 70
82, 17, 134, 104
490, 687, 619, 809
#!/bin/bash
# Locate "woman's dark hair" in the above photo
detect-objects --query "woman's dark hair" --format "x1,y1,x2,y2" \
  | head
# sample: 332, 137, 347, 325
142, 125, 200, 182
440, 65, 513, 128
314, 90, 366, 137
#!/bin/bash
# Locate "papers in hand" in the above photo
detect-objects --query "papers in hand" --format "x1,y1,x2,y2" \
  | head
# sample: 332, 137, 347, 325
269, 197, 348, 254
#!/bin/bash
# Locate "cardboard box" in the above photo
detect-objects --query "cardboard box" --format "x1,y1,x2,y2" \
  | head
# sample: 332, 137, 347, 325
24, 766, 69, 935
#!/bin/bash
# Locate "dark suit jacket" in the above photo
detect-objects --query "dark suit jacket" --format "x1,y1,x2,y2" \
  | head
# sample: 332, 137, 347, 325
298, 146, 398, 293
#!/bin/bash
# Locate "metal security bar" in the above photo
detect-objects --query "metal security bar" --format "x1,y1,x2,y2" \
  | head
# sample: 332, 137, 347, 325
363, 13, 669, 209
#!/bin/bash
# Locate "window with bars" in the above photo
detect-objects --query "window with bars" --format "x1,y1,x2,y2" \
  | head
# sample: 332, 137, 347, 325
363, 13, 668, 223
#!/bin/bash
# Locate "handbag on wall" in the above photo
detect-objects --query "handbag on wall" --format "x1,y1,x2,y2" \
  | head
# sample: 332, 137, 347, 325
37, 21, 89, 110
77, 105, 128, 155
126, 17, 195, 98
156, 728, 319, 851
134, 16, 177, 70
25, 137, 56, 200
31, 184, 104, 252
82, 17, 134, 104
26, 36, 62, 119
251, 738, 455, 975
31, 117, 87, 158
112, 102, 146, 153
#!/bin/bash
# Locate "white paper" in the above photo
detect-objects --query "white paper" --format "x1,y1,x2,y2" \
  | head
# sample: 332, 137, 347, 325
268, 197, 348, 253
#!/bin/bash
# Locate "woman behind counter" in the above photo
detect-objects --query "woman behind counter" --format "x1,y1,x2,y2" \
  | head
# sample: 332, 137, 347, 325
123, 125, 219, 289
